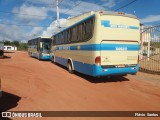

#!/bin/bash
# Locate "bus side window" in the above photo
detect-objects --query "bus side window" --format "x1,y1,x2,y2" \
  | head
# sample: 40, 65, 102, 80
71, 27, 76, 42
76, 26, 78, 41
67, 29, 71, 43
82, 22, 86, 41
63, 32, 66, 44
55, 36, 58, 45
78, 24, 82, 41
86, 20, 90, 39
61, 33, 63, 44
56, 34, 59, 44
69, 29, 72, 43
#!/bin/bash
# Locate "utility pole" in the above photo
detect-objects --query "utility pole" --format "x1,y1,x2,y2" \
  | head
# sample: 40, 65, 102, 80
56, 0, 60, 32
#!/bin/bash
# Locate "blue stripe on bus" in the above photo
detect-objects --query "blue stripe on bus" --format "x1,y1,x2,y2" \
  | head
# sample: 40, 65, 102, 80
55, 56, 68, 66
57, 44, 140, 51
54, 56, 139, 77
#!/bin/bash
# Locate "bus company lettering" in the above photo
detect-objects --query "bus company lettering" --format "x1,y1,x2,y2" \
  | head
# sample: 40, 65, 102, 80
11, 112, 42, 118
110, 24, 129, 29
116, 47, 127, 51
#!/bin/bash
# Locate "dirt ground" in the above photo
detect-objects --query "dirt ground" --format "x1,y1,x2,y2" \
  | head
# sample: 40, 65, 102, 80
0, 51, 160, 120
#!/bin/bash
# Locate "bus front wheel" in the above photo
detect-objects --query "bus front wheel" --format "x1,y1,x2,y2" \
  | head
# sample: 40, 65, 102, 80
68, 61, 73, 74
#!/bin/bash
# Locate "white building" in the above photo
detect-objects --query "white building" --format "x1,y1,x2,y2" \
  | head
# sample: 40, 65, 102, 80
3, 46, 17, 51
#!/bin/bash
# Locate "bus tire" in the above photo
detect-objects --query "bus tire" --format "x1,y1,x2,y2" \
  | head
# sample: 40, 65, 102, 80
68, 61, 74, 74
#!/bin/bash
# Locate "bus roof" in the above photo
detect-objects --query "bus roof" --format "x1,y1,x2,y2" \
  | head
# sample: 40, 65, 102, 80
52, 10, 138, 37
98, 11, 138, 19
28, 37, 52, 42
67, 10, 138, 26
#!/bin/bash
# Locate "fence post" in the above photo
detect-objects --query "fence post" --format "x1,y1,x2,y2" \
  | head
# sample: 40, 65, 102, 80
147, 28, 151, 60
140, 24, 144, 60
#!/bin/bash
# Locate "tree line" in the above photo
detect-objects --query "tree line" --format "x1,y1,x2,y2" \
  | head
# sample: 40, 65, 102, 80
0, 40, 28, 51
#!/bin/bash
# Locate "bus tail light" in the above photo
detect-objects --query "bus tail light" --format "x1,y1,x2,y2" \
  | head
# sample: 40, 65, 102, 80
138, 55, 140, 63
95, 56, 101, 65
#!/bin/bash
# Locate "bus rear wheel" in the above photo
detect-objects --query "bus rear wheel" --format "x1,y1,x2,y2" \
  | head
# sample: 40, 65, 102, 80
68, 61, 73, 74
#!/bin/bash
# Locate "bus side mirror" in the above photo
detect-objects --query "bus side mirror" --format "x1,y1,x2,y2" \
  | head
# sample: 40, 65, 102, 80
40, 42, 42, 48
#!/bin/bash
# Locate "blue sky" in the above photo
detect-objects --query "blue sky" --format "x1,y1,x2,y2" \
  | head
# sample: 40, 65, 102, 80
0, 0, 160, 42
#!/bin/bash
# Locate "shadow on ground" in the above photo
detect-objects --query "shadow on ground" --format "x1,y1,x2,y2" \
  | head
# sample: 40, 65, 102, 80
0, 91, 21, 120
30, 56, 51, 62
0, 116, 12, 120
4, 51, 15, 53
75, 72, 129, 83
53, 63, 129, 83
2, 56, 11, 59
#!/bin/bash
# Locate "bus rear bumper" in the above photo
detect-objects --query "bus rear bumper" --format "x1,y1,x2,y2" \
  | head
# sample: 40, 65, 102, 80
92, 65, 139, 77
73, 60, 139, 77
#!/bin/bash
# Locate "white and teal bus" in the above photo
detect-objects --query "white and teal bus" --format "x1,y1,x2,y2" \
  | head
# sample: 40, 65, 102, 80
28, 37, 52, 60
51, 11, 140, 77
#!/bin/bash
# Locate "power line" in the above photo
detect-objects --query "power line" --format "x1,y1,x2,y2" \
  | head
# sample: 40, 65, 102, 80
114, 0, 138, 11
63, 1, 82, 14
59, 0, 64, 5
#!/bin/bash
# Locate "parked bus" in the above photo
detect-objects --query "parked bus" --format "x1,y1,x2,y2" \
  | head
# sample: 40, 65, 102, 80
51, 11, 140, 77
28, 37, 52, 60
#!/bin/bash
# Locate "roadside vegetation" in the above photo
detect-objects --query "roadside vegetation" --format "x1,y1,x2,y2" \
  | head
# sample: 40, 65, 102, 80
0, 40, 28, 51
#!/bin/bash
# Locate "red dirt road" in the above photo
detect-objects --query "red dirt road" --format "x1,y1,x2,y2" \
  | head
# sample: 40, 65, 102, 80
0, 51, 160, 119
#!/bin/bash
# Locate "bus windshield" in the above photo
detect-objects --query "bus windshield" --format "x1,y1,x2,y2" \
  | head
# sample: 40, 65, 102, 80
41, 39, 51, 52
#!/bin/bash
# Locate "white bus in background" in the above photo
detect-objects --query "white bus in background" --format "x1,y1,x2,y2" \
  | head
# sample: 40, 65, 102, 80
51, 11, 140, 77
3, 46, 17, 51
28, 37, 52, 60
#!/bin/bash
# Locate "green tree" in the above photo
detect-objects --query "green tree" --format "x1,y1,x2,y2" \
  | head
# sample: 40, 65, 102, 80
18, 43, 28, 51
12, 41, 20, 47
4, 40, 11, 45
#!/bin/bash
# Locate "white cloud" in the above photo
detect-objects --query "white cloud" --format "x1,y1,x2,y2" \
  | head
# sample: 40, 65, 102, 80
32, 27, 43, 35
12, 4, 52, 23
101, 0, 116, 8
42, 18, 67, 37
141, 15, 160, 23
0, 24, 28, 41
1, 0, 119, 42
0, 24, 44, 42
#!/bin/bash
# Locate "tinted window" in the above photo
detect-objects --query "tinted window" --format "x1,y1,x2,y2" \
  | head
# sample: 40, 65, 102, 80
54, 16, 95, 45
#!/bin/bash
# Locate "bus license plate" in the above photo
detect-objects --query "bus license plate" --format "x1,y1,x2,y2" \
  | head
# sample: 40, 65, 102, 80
117, 65, 125, 68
